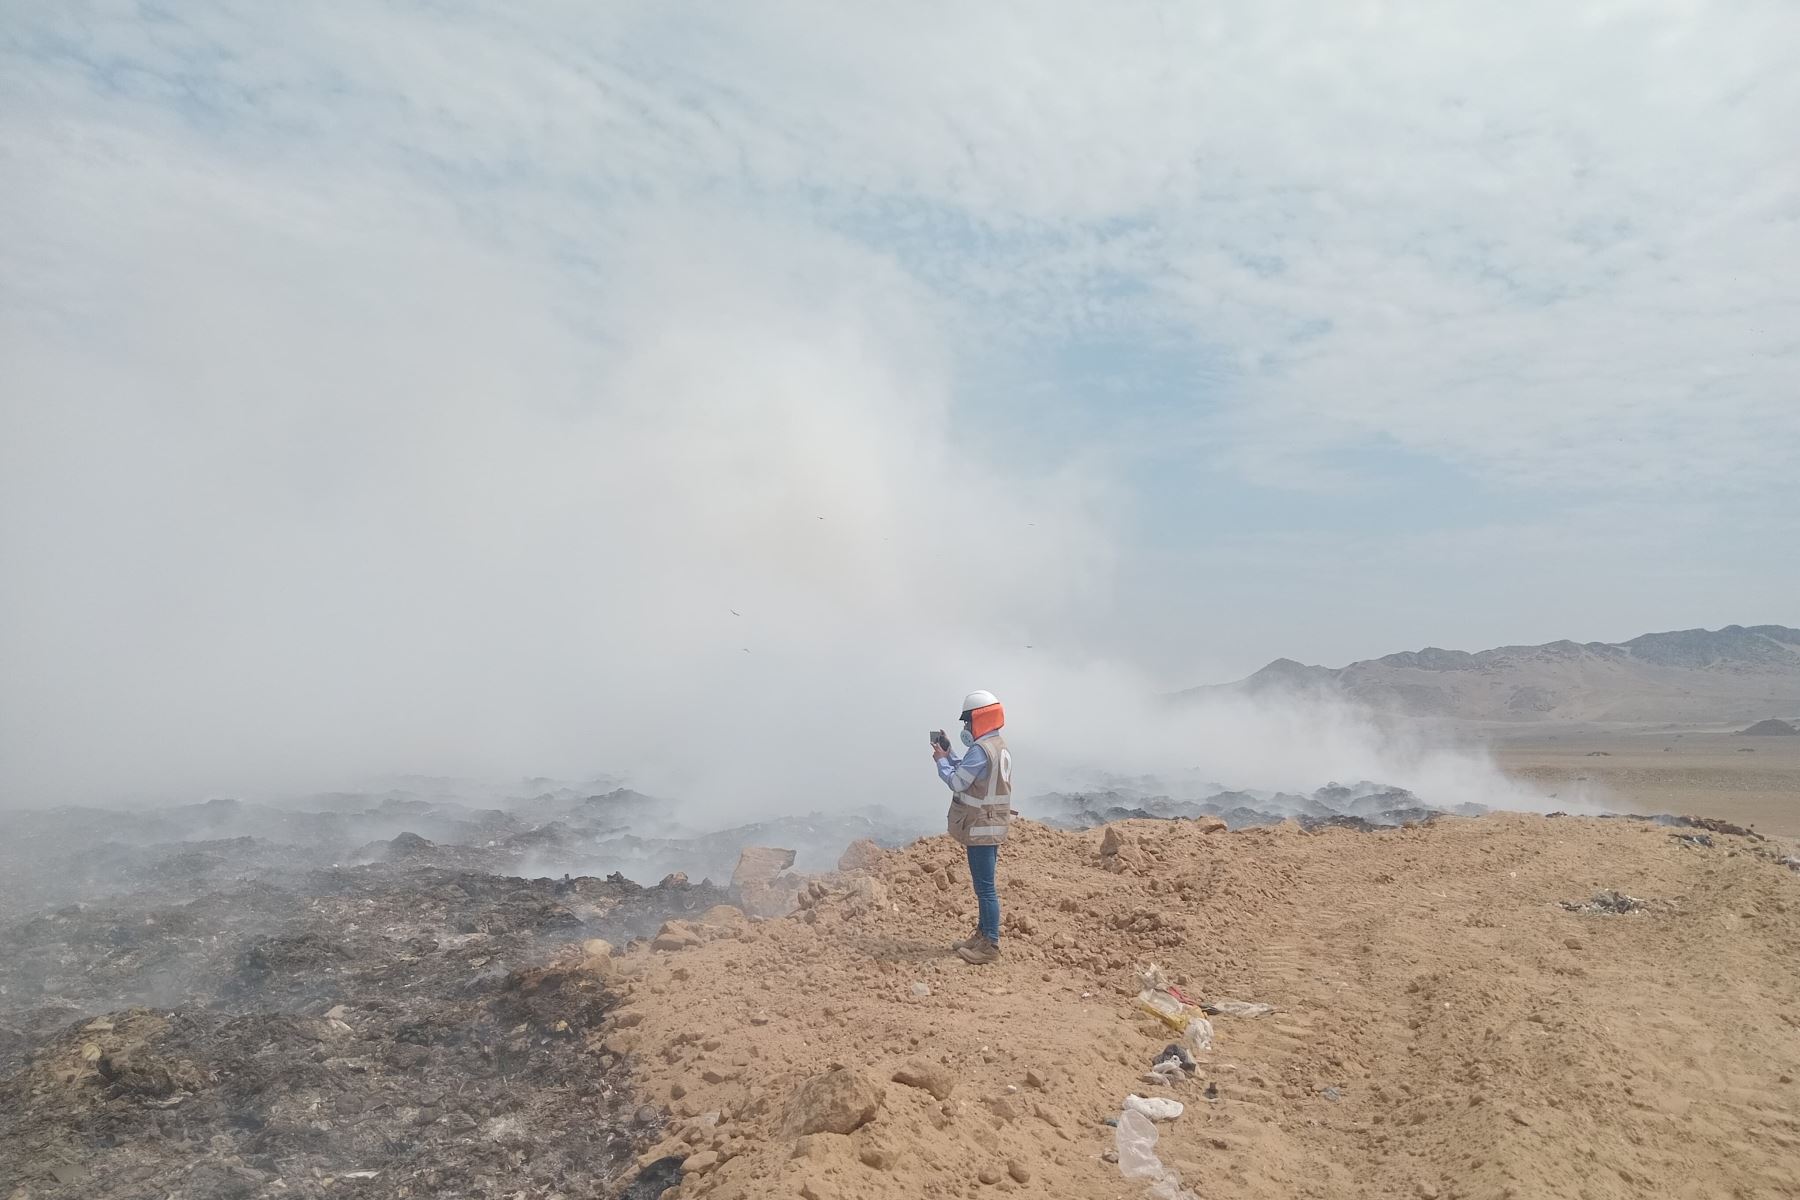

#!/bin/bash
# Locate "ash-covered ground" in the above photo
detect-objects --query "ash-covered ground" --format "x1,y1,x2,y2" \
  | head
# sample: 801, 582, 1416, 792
0, 775, 1503, 1200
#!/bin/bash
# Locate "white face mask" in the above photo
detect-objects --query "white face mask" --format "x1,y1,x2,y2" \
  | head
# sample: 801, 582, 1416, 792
960, 725, 976, 747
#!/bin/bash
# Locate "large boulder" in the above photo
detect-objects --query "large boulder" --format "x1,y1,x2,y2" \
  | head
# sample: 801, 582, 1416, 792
733, 846, 803, 919
732, 846, 796, 888
836, 838, 886, 873
780, 1068, 885, 1137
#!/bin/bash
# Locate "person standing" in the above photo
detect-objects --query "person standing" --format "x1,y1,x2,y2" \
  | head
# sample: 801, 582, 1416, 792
932, 689, 1013, 965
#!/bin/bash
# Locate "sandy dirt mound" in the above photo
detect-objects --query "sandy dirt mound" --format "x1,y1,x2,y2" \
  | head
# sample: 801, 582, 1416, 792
607, 815, 1800, 1200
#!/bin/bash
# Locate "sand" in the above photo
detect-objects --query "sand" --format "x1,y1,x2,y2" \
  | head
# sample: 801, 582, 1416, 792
604, 814, 1800, 1200
1493, 730, 1800, 837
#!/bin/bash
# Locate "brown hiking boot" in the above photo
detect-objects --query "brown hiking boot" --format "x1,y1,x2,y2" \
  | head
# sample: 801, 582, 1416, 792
956, 935, 1000, 965
950, 929, 983, 951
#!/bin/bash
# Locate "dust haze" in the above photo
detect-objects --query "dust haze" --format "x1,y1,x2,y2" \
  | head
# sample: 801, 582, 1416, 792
0, 176, 1530, 825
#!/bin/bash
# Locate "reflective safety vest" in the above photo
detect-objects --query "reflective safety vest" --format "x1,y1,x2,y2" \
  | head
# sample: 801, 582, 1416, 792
947, 733, 1013, 848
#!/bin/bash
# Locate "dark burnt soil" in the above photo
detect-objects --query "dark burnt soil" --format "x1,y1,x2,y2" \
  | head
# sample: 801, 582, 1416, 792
0, 864, 726, 1200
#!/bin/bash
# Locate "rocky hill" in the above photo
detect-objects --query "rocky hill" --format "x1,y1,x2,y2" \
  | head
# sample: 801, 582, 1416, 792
1183, 624, 1800, 726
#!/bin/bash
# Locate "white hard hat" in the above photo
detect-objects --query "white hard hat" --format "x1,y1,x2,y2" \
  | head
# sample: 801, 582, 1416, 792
960, 690, 1000, 718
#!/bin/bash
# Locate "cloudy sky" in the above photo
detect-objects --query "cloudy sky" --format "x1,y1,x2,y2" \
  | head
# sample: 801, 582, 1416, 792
2, 2, 1796, 803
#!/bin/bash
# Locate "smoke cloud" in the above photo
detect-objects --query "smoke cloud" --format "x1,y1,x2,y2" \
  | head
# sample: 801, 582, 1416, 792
2, 84, 1530, 827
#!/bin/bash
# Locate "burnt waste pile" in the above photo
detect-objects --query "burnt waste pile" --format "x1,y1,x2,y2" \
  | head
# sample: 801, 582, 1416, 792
0, 784, 811, 1200
1022, 777, 1490, 832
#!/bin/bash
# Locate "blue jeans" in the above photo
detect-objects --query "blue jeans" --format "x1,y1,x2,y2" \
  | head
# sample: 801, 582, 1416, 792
966, 844, 1000, 944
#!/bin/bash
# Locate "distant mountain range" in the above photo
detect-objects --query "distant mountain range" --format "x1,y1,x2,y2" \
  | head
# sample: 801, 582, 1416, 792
1182, 624, 1800, 726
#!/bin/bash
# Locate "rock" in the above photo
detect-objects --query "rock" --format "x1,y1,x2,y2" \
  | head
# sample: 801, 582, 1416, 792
697, 906, 749, 932
1194, 816, 1228, 834
578, 939, 618, 976
858, 1144, 898, 1170
733, 846, 804, 919
1099, 825, 1128, 856
660, 872, 690, 888
780, 1068, 884, 1137
1007, 1160, 1031, 1184
682, 1150, 719, 1175
837, 838, 886, 873
1024, 1069, 1046, 1090
635, 1105, 659, 1126
891, 1060, 956, 1101
911, 982, 931, 998
978, 1166, 1002, 1185
799, 1182, 828, 1200
844, 875, 889, 915
324, 1004, 350, 1021
985, 1096, 1022, 1123
652, 921, 703, 952
731, 846, 796, 889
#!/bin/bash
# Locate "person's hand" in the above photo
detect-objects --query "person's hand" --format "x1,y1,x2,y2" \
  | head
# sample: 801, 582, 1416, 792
931, 743, 950, 761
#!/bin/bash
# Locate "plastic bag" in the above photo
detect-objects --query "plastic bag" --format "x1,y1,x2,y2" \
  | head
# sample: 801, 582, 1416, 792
1125, 1094, 1184, 1121
1182, 1017, 1214, 1053
1113, 1109, 1200, 1200
1204, 998, 1274, 1018
1135, 990, 1192, 1032
1143, 1059, 1185, 1084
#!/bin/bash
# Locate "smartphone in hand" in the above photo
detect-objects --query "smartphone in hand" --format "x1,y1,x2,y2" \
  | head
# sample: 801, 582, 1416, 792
930, 730, 951, 752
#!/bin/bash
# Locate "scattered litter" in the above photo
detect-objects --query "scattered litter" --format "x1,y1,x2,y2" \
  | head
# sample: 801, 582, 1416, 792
1114, 1109, 1199, 1199
910, 982, 931, 998
1670, 833, 1714, 849
1181, 1017, 1214, 1054
1783, 856, 1800, 873
1321, 1086, 1342, 1102
1124, 1094, 1184, 1121
1202, 999, 1275, 1019
1135, 989, 1192, 1032
1154, 1043, 1198, 1074
1560, 890, 1647, 915
1144, 1059, 1185, 1085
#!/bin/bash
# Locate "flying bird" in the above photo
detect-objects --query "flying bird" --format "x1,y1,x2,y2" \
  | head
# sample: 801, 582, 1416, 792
730, 609, 740, 616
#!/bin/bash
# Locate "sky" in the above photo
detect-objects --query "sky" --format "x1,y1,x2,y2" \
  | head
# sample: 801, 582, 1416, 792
2, 2, 1796, 806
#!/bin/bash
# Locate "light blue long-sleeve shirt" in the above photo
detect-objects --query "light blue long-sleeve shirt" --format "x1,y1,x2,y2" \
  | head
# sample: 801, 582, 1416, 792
937, 735, 994, 799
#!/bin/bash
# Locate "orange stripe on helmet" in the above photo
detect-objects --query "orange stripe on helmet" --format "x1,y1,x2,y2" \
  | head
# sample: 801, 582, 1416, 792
968, 703, 1005, 738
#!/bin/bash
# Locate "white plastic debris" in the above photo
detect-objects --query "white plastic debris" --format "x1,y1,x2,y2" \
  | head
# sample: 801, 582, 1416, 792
1204, 999, 1275, 1018
1114, 1109, 1200, 1199
1124, 1094, 1184, 1121
1143, 1059, 1186, 1085
1182, 1017, 1214, 1054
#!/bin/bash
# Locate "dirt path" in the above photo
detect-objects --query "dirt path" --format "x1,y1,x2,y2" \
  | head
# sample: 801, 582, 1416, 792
606, 815, 1800, 1200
